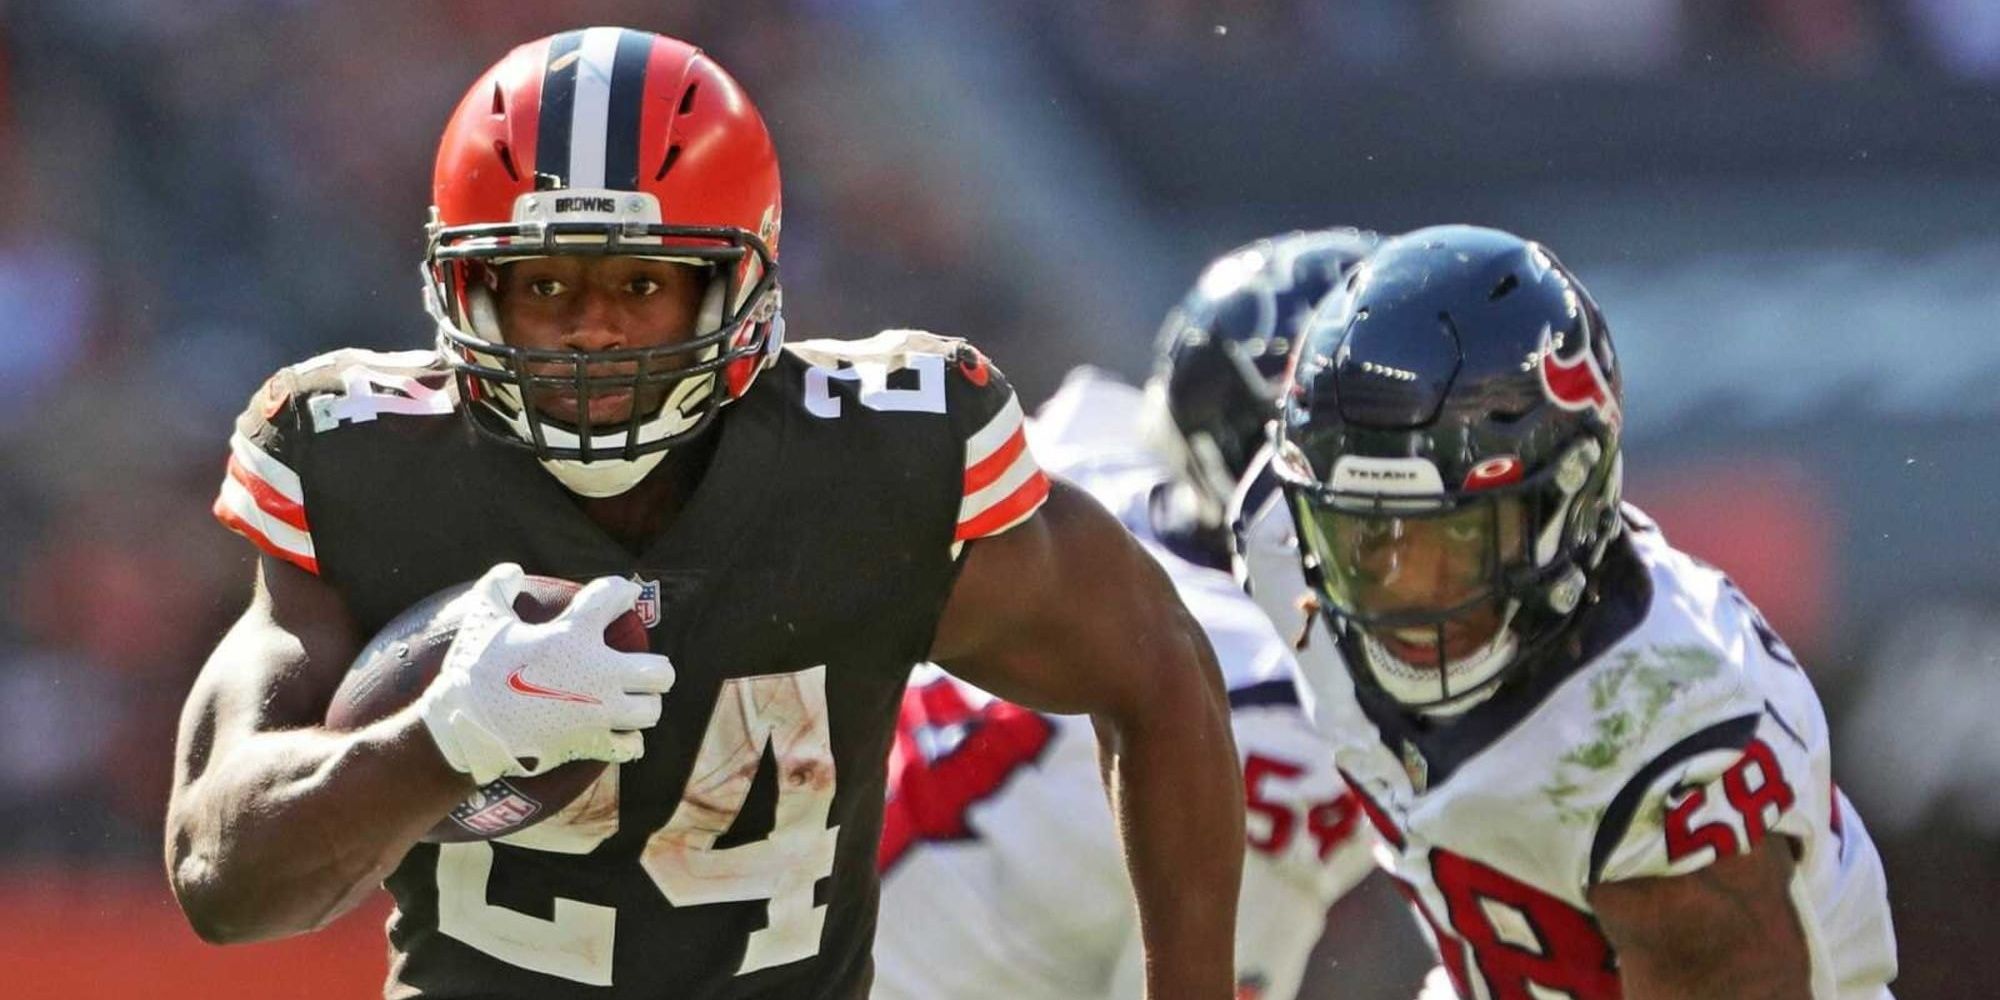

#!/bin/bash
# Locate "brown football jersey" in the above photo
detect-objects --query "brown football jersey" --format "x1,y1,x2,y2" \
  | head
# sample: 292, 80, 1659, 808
214, 332, 1049, 999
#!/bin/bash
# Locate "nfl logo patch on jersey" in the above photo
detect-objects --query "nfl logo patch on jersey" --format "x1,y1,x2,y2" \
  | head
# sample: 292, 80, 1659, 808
450, 781, 542, 837
631, 575, 661, 628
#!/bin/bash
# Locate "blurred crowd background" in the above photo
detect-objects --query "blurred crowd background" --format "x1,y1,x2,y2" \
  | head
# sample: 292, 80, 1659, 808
1, 1, 1997, 996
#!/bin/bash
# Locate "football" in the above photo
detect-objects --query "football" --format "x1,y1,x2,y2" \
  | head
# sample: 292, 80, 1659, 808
324, 574, 650, 843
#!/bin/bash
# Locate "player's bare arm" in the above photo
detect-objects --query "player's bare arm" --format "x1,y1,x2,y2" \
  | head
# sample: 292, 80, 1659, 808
931, 479, 1244, 1000
168, 554, 670, 945
166, 555, 470, 943
1590, 837, 1812, 999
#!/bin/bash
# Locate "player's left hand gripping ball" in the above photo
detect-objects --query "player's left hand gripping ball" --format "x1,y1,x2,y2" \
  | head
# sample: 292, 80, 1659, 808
419, 563, 677, 784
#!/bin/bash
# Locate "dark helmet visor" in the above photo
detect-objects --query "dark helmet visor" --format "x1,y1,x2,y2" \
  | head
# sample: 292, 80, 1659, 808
1292, 493, 1529, 628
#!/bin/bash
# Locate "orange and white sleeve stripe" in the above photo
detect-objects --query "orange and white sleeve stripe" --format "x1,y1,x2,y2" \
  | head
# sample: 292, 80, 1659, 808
955, 393, 1050, 545
212, 432, 319, 575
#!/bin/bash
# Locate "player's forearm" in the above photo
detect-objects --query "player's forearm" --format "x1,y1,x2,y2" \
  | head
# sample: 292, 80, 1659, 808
1098, 655, 1244, 1000
1611, 919, 1813, 1000
1618, 952, 1813, 1000
1593, 842, 1813, 1000
167, 708, 471, 944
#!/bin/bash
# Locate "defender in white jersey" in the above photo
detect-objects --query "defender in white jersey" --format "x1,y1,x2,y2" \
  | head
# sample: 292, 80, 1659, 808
876, 231, 1381, 1000
1234, 226, 1896, 998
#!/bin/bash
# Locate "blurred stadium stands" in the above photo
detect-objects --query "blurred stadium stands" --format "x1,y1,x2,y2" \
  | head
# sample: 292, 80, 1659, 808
1, 1, 1995, 996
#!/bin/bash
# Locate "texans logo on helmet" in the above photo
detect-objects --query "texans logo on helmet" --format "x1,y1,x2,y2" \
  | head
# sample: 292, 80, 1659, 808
1537, 327, 1621, 431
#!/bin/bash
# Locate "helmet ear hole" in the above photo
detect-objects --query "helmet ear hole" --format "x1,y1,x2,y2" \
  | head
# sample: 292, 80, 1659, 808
654, 144, 682, 182
493, 141, 520, 182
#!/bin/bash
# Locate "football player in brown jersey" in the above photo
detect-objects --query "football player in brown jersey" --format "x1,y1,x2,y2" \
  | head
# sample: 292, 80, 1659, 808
166, 28, 1243, 1000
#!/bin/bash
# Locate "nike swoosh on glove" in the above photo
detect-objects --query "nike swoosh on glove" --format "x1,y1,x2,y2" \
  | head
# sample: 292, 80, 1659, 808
419, 563, 676, 784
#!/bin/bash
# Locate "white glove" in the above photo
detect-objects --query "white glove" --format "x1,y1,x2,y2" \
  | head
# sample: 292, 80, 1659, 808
419, 563, 676, 784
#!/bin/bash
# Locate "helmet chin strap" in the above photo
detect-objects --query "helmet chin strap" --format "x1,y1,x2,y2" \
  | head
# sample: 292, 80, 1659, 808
445, 278, 728, 498
1356, 602, 1521, 718
542, 450, 672, 498
527, 363, 718, 496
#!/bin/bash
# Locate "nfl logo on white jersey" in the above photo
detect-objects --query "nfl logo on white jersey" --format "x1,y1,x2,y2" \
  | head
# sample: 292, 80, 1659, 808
630, 575, 661, 629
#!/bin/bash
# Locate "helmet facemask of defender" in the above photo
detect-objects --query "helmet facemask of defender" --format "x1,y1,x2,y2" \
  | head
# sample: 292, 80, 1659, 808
1274, 226, 1625, 716
423, 28, 784, 498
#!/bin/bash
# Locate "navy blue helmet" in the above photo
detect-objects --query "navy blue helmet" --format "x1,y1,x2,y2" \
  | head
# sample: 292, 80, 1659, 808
1150, 228, 1379, 519
1273, 225, 1624, 713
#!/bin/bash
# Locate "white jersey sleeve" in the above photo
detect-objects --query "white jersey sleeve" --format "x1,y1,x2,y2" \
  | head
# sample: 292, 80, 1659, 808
1582, 512, 1898, 998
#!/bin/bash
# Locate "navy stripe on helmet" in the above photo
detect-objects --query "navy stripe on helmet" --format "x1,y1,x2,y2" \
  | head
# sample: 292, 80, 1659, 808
534, 30, 586, 188
603, 29, 653, 191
